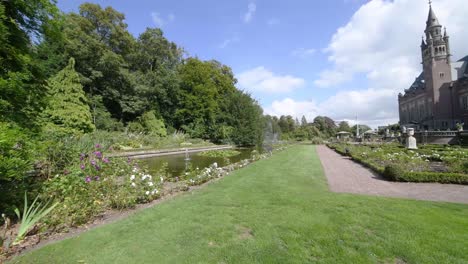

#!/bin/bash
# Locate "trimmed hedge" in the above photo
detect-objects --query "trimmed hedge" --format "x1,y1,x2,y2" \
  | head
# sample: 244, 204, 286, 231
397, 171, 468, 184
327, 144, 468, 185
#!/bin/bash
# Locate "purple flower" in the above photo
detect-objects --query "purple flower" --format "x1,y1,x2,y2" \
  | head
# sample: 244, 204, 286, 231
85, 176, 91, 183
91, 160, 96, 166
127, 158, 132, 164
95, 144, 101, 149
94, 176, 100, 181
80, 164, 85, 170
94, 165, 101, 171
103, 157, 109, 163
80, 153, 86, 161
94, 151, 102, 159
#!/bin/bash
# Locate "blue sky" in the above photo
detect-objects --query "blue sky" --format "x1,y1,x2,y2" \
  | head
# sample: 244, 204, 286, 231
57, 0, 468, 127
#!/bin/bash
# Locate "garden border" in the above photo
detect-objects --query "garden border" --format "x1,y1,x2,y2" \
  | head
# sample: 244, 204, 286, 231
326, 144, 468, 185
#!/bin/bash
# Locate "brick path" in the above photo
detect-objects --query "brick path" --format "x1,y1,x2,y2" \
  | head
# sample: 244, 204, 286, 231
316, 145, 468, 204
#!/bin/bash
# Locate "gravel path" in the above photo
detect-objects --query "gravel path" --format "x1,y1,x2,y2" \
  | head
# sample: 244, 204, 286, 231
316, 145, 468, 204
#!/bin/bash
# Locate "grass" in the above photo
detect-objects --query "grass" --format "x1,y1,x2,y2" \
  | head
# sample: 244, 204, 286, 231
12, 145, 468, 263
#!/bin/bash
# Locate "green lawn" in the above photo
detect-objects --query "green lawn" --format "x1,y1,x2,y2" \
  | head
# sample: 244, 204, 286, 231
13, 145, 468, 264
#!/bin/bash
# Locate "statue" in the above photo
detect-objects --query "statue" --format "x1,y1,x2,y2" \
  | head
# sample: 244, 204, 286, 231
405, 128, 418, 149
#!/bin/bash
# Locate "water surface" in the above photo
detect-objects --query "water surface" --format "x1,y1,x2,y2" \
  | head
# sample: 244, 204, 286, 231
141, 148, 254, 177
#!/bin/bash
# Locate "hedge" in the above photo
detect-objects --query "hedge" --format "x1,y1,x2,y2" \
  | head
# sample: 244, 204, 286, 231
327, 144, 468, 185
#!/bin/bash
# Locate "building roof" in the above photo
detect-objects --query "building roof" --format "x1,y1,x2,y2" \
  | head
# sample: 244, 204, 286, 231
458, 55, 468, 63
426, 5, 440, 28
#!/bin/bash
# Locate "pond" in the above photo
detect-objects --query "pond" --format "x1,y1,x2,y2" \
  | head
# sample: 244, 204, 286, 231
141, 148, 255, 177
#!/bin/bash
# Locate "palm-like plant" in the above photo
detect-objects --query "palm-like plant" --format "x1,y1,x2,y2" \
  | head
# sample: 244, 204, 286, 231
13, 193, 58, 245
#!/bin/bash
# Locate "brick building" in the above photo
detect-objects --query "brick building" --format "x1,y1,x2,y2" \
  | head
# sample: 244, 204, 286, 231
398, 4, 468, 130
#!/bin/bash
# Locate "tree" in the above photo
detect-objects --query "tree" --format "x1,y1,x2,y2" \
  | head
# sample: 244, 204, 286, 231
313, 116, 337, 137
301, 116, 308, 127
140, 111, 167, 137
228, 91, 264, 146
351, 124, 372, 135
0, 0, 60, 126
338, 121, 351, 132
42, 58, 95, 133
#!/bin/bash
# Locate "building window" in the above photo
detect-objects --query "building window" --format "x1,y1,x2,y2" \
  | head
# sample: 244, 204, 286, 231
439, 72, 445, 78
462, 95, 468, 110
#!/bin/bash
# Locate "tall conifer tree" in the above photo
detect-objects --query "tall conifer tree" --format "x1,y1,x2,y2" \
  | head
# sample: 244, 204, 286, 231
42, 58, 95, 133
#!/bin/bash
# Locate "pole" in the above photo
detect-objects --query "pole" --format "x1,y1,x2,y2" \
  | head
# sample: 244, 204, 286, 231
356, 115, 360, 138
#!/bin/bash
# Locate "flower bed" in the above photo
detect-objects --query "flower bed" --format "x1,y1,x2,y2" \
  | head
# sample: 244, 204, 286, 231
0, 144, 287, 260
327, 143, 468, 184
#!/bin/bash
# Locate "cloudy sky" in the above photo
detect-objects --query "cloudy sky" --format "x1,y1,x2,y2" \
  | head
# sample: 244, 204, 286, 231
58, 0, 468, 127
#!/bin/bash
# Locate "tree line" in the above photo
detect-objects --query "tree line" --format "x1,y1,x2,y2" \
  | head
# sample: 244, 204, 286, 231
1, 1, 263, 146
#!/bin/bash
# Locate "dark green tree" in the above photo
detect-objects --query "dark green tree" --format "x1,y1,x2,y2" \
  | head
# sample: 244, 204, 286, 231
0, 0, 60, 126
338, 121, 351, 132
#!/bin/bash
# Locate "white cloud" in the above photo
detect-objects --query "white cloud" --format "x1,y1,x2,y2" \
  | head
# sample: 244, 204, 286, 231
291, 48, 317, 58
298, 0, 468, 126
265, 88, 399, 127
237, 67, 305, 93
316, 0, 468, 89
265, 98, 319, 121
151, 12, 175, 28
243, 2, 256, 23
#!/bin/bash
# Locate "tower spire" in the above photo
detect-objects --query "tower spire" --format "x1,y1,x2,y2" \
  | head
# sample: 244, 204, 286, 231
426, 1, 440, 28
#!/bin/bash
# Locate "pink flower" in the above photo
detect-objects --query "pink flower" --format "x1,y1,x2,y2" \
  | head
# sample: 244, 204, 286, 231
80, 164, 85, 170
94, 176, 100, 181
103, 157, 109, 163
95, 144, 101, 149
94, 151, 102, 159
85, 176, 91, 183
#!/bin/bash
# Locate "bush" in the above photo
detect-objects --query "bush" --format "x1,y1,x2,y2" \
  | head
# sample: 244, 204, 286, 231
199, 149, 240, 158
383, 165, 405, 181
42, 145, 163, 228
140, 111, 167, 137
398, 171, 468, 184
310, 137, 324, 145
0, 122, 35, 215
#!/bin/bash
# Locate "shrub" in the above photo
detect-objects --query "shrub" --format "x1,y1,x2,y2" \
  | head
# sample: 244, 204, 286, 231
0, 122, 35, 214
140, 111, 167, 137
383, 165, 405, 181
310, 137, 324, 145
42, 145, 163, 228
199, 149, 240, 158
399, 171, 468, 184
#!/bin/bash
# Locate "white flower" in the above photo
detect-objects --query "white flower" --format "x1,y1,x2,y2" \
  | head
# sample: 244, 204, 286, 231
185, 172, 189, 175
212, 162, 218, 168
130, 175, 135, 181
160, 176, 164, 183
132, 167, 138, 173
145, 191, 150, 195
131, 182, 136, 187
148, 182, 154, 187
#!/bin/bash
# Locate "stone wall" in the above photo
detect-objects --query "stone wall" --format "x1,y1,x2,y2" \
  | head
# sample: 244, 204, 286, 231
414, 131, 461, 145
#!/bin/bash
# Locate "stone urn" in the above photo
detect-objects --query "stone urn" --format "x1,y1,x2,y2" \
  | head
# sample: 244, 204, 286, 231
407, 128, 414, 136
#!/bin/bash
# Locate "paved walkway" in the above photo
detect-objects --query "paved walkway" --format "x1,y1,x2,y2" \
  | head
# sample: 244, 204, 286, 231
316, 145, 468, 204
